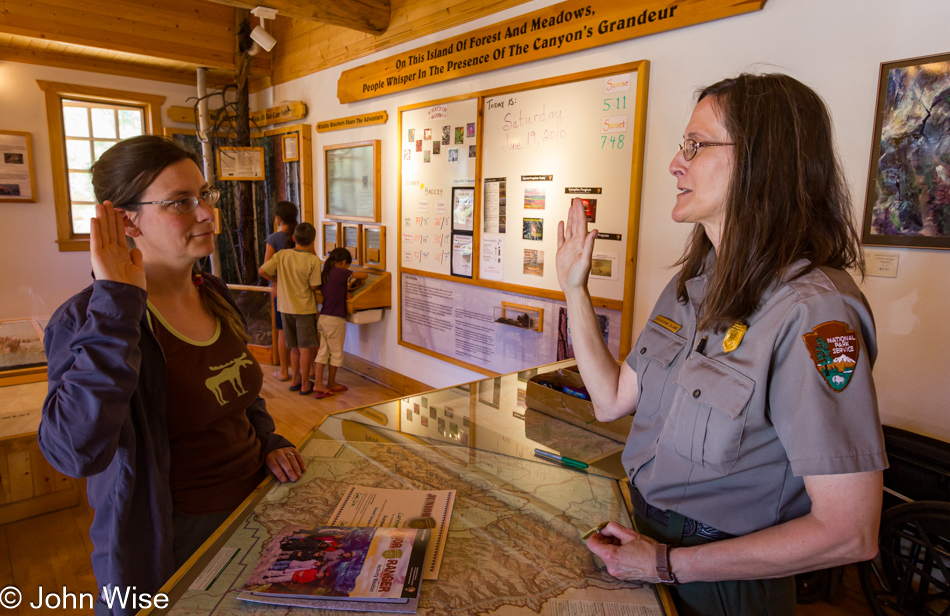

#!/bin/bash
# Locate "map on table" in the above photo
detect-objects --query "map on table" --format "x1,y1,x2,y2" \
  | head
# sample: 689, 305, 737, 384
170, 441, 662, 616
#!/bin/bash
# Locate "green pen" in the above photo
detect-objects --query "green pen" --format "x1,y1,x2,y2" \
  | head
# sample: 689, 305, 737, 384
534, 448, 589, 470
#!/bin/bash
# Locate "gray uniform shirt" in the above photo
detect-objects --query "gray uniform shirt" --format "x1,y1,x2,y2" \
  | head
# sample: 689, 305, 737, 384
621, 259, 887, 536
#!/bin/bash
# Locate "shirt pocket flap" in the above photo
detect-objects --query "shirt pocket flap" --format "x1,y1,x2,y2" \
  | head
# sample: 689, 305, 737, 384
636, 322, 687, 368
677, 355, 755, 419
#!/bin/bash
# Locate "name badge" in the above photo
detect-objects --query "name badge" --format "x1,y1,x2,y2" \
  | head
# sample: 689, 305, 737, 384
653, 315, 682, 334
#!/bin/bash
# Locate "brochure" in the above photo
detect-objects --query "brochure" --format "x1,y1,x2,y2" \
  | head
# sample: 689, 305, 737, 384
239, 526, 429, 613
328, 485, 455, 580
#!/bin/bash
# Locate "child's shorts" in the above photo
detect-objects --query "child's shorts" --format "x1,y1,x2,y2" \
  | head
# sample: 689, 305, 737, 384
282, 313, 318, 348
315, 315, 346, 367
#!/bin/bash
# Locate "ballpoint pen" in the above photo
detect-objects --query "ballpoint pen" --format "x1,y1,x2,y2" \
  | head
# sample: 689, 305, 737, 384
533, 448, 589, 470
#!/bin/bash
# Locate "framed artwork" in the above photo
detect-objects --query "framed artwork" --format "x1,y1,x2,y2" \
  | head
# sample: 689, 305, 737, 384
282, 133, 299, 162
342, 222, 361, 264
0, 130, 37, 203
321, 221, 341, 258
862, 52, 950, 249
217, 147, 265, 180
324, 140, 380, 222
362, 224, 386, 270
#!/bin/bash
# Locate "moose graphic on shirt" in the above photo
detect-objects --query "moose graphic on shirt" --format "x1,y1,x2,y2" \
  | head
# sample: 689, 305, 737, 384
206, 352, 254, 405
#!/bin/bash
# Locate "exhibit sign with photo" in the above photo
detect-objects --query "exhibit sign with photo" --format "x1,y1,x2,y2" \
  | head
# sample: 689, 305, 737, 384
863, 52, 950, 249
217, 147, 265, 181
0, 131, 36, 202
401, 274, 620, 374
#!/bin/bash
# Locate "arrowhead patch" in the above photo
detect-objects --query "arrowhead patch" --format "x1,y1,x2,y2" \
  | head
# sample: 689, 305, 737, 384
802, 321, 860, 392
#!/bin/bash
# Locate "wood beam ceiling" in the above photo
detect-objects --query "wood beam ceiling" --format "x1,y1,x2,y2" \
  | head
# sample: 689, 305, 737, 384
204, 0, 391, 36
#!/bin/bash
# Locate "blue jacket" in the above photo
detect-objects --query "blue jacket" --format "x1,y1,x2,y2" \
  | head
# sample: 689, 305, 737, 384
39, 276, 291, 613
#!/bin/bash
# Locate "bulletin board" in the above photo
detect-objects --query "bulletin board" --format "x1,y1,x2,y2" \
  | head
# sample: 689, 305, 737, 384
398, 61, 648, 375
399, 98, 479, 274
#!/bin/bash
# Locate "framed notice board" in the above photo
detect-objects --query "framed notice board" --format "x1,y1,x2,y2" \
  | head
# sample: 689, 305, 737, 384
325, 140, 380, 222
397, 61, 649, 375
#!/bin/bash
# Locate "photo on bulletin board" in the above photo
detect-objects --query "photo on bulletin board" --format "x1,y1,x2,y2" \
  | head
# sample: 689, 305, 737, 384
862, 52, 950, 249
523, 249, 544, 277
0, 130, 36, 202
451, 234, 473, 278
452, 187, 475, 232
281, 134, 299, 162
523, 218, 543, 241
217, 147, 265, 180
325, 140, 380, 222
582, 198, 597, 222
590, 254, 618, 280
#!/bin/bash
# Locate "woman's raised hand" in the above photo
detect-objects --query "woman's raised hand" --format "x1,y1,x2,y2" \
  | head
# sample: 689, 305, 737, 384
556, 197, 598, 294
90, 201, 147, 291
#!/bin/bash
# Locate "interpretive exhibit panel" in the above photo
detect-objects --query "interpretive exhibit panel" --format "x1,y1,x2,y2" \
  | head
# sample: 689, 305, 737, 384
399, 98, 478, 276
480, 70, 636, 300
397, 62, 647, 372
401, 273, 620, 375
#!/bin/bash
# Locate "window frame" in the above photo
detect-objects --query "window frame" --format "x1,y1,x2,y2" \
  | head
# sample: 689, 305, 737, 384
36, 81, 165, 252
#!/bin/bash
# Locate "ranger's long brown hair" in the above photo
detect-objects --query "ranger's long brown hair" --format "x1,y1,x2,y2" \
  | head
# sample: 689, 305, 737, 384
91, 135, 248, 342
675, 73, 864, 332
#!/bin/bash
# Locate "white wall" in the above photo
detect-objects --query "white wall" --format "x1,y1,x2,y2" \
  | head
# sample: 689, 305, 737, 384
0, 62, 196, 320
267, 0, 950, 439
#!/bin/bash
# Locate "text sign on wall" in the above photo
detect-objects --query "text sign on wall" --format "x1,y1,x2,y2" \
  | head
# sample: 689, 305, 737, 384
338, 0, 767, 103
317, 111, 389, 133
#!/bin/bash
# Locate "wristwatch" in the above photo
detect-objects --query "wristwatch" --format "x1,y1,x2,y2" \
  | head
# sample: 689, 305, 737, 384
655, 542, 678, 584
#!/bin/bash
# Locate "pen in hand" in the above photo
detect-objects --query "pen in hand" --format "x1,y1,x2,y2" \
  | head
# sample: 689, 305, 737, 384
534, 448, 589, 470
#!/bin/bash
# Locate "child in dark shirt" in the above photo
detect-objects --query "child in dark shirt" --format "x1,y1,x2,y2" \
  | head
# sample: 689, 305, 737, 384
312, 248, 367, 398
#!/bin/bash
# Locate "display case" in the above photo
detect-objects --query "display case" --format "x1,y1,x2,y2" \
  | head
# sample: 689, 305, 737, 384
0, 318, 47, 387
227, 284, 277, 365
362, 224, 386, 270
315, 269, 392, 324
341, 223, 361, 264
321, 221, 340, 258
493, 302, 543, 332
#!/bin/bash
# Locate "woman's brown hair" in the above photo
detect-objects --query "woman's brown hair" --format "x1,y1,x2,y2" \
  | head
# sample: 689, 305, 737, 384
675, 73, 864, 332
91, 135, 249, 342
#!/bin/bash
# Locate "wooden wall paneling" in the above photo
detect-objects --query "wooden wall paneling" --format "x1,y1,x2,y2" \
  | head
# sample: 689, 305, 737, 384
0, 453, 10, 505
29, 448, 55, 498
7, 451, 33, 503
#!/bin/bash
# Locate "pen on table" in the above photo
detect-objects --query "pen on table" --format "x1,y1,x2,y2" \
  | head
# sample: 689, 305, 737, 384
534, 449, 589, 470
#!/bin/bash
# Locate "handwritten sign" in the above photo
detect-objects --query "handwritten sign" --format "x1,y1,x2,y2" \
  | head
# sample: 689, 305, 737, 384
338, 0, 766, 103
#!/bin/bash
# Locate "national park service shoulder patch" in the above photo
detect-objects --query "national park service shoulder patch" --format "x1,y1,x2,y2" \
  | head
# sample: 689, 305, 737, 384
802, 321, 860, 393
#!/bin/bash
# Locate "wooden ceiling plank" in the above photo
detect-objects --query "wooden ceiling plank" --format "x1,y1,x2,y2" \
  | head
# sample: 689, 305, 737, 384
205, 0, 391, 35
27, 0, 237, 39
0, 4, 235, 65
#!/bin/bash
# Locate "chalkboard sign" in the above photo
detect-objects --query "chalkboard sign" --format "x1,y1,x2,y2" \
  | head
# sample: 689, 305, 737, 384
397, 61, 648, 373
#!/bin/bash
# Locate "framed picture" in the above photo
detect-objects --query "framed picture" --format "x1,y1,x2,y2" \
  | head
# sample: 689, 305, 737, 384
217, 147, 265, 180
321, 221, 341, 258
862, 52, 950, 249
451, 233, 473, 278
362, 224, 386, 270
325, 140, 380, 222
342, 222, 361, 264
0, 130, 37, 202
282, 133, 299, 162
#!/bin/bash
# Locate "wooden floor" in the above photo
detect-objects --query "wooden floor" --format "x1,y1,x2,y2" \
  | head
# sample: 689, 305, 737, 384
0, 365, 877, 615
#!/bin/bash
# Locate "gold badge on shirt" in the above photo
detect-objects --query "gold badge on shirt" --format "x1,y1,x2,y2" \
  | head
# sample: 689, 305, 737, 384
722, 322, 747, 353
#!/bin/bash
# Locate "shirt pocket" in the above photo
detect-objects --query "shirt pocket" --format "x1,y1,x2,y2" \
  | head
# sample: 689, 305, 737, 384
666, 354, 755, 475
634, 321, 687, 419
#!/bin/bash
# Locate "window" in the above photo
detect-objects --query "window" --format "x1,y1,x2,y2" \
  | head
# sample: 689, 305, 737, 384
36, 81, 165, 251
63, 101, 146, 234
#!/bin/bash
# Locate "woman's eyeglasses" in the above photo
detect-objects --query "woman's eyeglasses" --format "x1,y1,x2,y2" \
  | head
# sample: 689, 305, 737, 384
678, 139, 733, 161
127, 188, 221, 213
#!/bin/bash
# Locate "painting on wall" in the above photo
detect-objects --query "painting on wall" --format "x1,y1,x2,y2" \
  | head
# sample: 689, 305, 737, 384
863, 52, 950, 249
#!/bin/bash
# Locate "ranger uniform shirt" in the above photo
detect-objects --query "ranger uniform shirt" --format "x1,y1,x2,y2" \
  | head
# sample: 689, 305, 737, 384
621, 258, 887, 537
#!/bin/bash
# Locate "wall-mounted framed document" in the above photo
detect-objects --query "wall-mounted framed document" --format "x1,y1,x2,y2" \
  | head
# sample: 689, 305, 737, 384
321, 221, 341, 258
217, 147, 265, 181
362, 224, 386, 270
324, 140, 380, 222
0, 130, 37, 203
342, 222, 362, 264
281, 134, 299, 162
